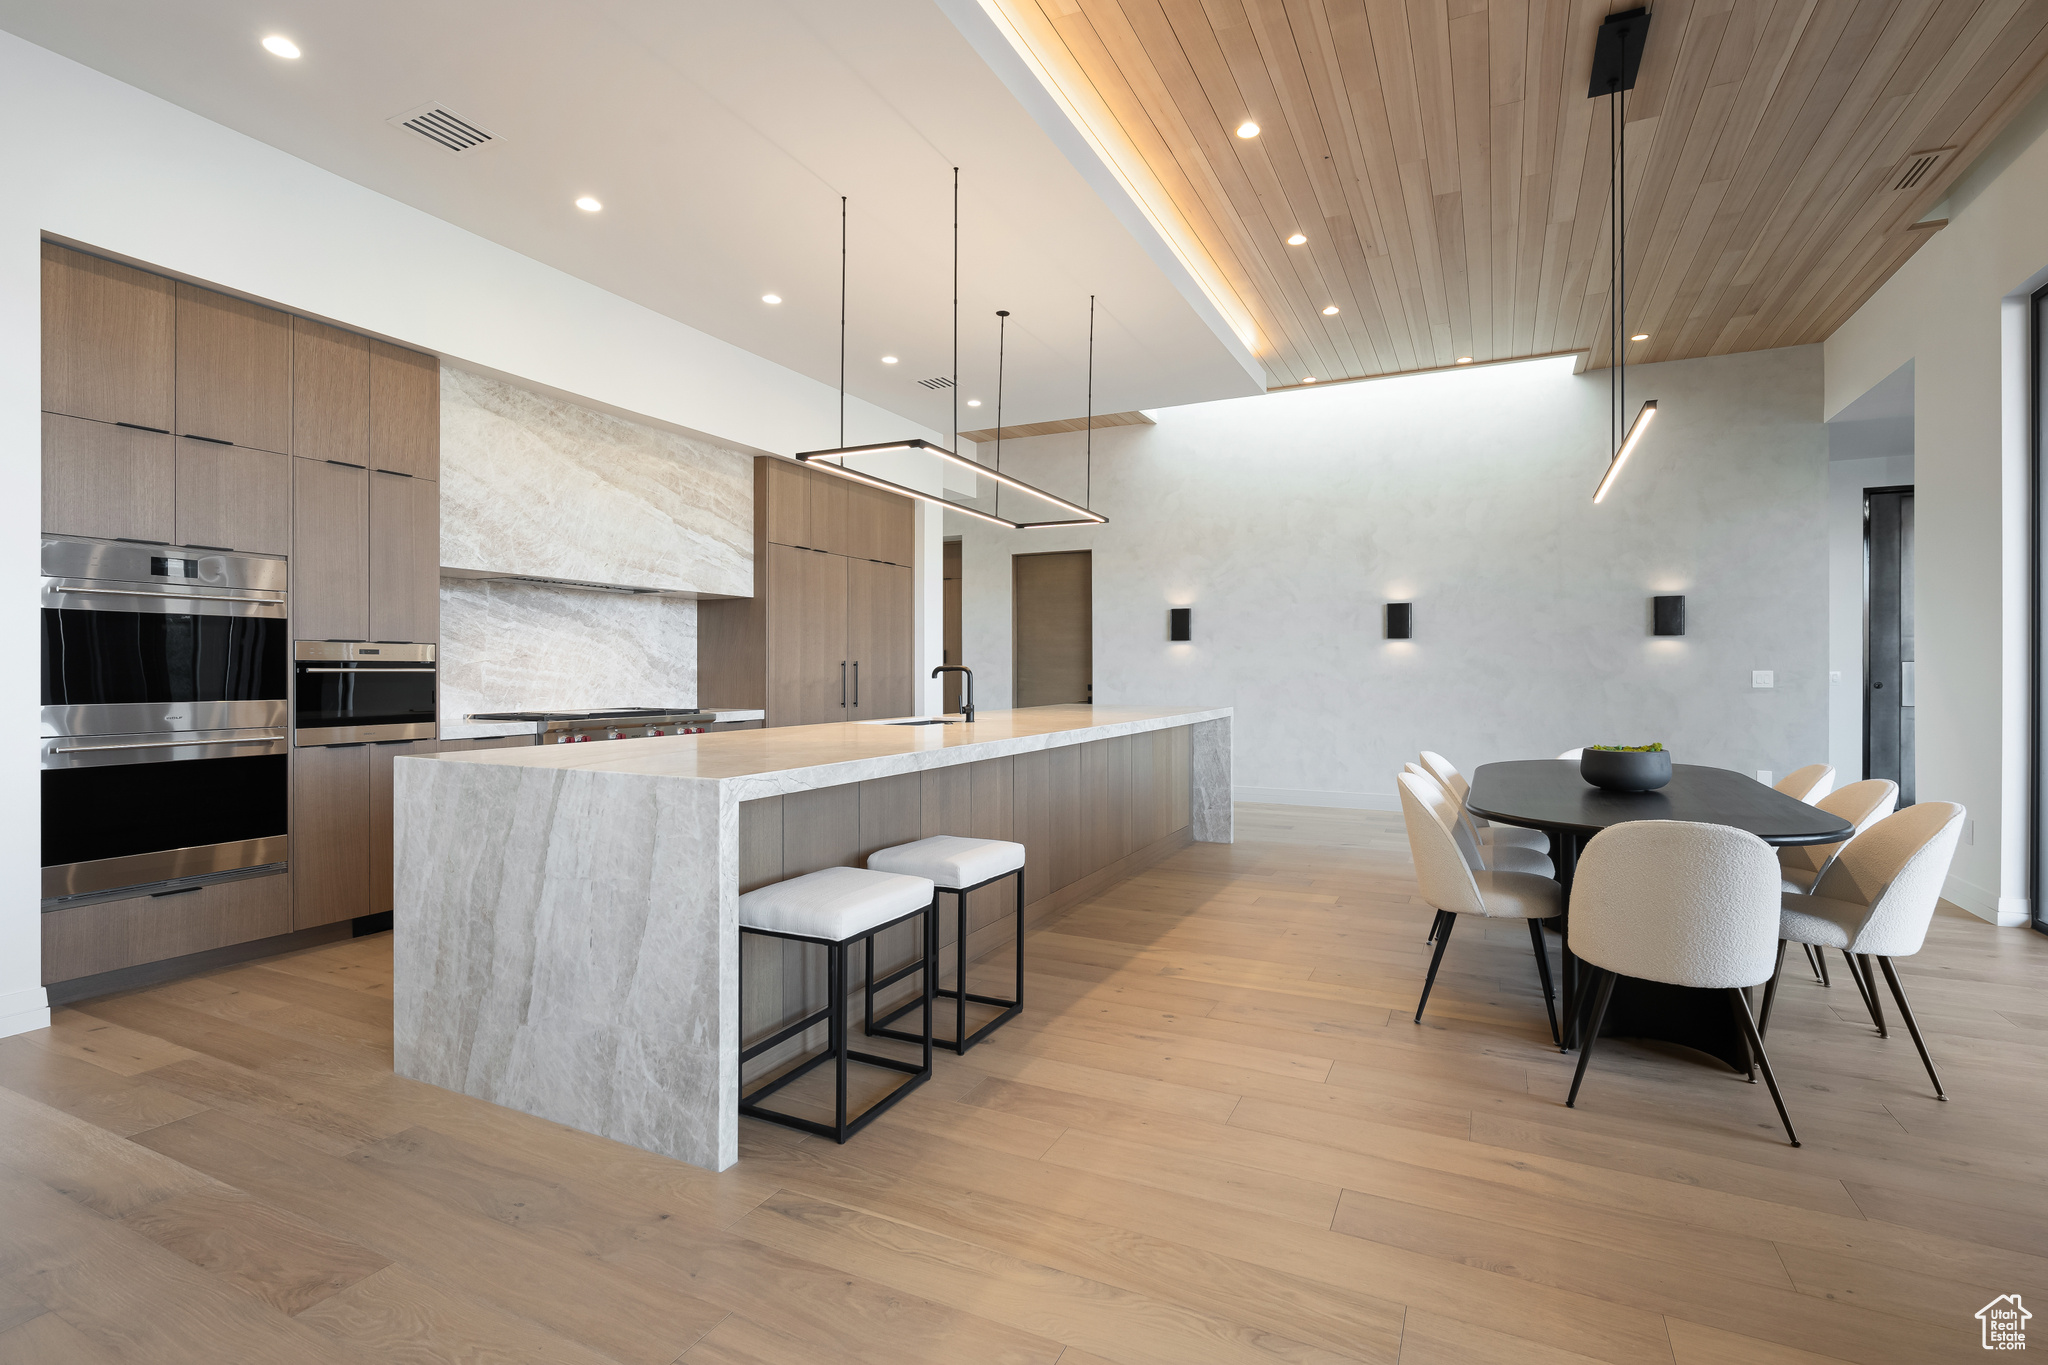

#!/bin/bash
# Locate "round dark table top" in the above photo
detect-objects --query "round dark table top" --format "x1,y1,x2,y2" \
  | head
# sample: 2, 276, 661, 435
1465, 759, 1854, 847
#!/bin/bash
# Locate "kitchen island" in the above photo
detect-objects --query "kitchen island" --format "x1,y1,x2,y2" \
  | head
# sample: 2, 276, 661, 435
392, 705, 1232, 1170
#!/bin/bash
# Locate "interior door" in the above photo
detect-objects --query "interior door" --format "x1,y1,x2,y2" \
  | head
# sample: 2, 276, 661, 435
849, 559, 914, 720
1013, 550, 1093, 707
1865, 486, 1915, 805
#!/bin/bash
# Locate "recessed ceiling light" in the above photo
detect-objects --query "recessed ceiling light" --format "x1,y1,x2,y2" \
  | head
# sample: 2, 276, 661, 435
1303, 376, 1316, 383
1456, 356, 1473, 364
1287, 233, 1307, 245
1632, 333, 1649, 341
761, 293, 781, 305
261, 34, 301, 59
574, 196, 603, 212
881, 356, 898, 365
1321, 305, 1339, 316
967, 399, 982, 407
1237, 121, 1260, 138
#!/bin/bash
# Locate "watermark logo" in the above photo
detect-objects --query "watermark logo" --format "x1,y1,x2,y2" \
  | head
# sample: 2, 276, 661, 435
1979, 1295, 2030, 1350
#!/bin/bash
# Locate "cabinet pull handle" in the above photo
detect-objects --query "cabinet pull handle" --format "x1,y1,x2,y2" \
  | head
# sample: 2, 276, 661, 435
841, 661, 847, 707
373, 739, 412, 745
181, 433, 235, 446
300, 666, 437, 673
325, 459, 367, 469
52, 734, 284, 753
53, 585, 279, 604
149, 886, 204, 899
853, 661, 859, 706
375, 468, 414, 478
115, 422, 171, 435
183, 544, 235, 552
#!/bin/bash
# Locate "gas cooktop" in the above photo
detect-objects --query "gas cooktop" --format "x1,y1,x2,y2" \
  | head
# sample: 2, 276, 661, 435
468, 708, 700, 722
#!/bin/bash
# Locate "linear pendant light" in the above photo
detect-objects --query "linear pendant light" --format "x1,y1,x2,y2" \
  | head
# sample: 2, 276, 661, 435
793, 174, 1106, 529
1588, 8, 1656, 505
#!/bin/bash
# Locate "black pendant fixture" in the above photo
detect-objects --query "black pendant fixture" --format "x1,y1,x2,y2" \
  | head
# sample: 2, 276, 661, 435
794, 172, 1106, 529
1589, 8, 1658, 505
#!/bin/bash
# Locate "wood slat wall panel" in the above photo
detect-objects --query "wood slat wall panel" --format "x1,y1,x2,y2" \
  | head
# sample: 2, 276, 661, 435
988, 0, 2048, 385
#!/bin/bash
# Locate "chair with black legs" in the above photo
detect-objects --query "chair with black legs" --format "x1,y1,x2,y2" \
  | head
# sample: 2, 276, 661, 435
1396, 772, 1561, 1046
1417, 751, 1550, 853
1565, 820, 1801, 1146
1775, 778, 1898, 992
1761, 802, 1965, 1101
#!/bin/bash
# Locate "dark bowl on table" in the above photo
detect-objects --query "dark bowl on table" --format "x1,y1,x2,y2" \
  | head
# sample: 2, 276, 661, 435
1580, 748, 1672, 792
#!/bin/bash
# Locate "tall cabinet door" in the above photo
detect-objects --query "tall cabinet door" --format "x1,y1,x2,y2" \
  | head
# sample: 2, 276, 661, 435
849, 559, 914, 721
412, 479, 440, 644
368, 739, 435, 917
175, 283, 291, 453
41, 243, 174, 431
766, 545, 849, 726
293, 743, 370, 929
175, 441, 290, 554
294, 458, 369, 640
293, 318, 369, 463
368, 471, 418, 642
370, 341, 439, 479
41, 414, 175, 543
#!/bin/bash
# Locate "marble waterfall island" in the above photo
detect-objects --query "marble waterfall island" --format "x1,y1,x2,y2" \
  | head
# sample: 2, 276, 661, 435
393, 705, 1233, 1171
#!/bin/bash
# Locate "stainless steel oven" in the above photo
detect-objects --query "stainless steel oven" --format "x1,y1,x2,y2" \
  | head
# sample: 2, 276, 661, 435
294, 642, 437, 746
41, 535, 289, 901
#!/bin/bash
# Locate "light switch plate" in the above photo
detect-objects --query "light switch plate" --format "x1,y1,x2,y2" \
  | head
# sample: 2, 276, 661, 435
1830, 671, 1842, 683
1757, 770, 1773, 784
1753, 670, 1774, 689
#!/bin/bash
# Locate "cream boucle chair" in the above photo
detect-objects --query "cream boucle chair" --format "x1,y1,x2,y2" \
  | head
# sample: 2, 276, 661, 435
1396, 772, 1561, 1046
1565, 820, 1800, 1146
1764, 802, 1965, 1101
1776, 779, 1898, 987
1773, 764, 1836, 803
1416, 751, 1549, 853
1402, 765, 1554, 879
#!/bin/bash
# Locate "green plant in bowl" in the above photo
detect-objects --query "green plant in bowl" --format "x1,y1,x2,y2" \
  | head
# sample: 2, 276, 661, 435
1588, 743, 1664, 752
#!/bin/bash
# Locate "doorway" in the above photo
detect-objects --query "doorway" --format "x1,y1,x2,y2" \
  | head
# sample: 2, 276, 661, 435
1012, 550, 1092, 707
1864, 485, 1915, 805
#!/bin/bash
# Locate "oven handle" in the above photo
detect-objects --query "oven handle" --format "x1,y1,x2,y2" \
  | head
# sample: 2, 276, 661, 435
52, 735, 285, 753
299, 667, 437, 673
52, 585, 282, 604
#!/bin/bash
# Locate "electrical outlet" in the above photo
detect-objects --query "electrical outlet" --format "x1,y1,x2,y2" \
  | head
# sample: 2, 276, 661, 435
1753, 670, 1774, 689
1757, 770, 1773, 785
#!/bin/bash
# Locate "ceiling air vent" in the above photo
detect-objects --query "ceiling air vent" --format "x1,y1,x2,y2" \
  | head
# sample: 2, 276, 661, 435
918, 376, 954, 390
1889, 147, 1955, 194
388, 102, 497, 155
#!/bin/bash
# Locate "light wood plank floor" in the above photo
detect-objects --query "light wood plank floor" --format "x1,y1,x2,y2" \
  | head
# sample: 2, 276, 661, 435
3, 803, 2044, 1364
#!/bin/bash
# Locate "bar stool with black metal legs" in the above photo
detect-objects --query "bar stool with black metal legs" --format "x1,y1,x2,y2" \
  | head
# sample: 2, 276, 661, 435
863, 835, 1026, 1054
737, 866, 937, 1143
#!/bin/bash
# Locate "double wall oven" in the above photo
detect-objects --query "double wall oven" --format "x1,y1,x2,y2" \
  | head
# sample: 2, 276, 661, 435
41, 536, 289, 902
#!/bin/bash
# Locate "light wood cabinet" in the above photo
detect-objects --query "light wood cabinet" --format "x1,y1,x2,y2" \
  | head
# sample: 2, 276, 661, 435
808, 467, 849, 557
292, 743, 371, 930
41, 871, 291, 985
762, 457, 813, 550
412, 478, 441, 644
765, 544, 849, 725
848, 559, 914, 720
368, 471, 417, 642
176, 439, 290, 554
41, 243, 174, 431
175, 283, 291, 453
760, 457, 908, 560
293, 457, 369, 640
845, 480, 915, 566
370, 340, 440, 479
292, 318, 369, 463
41, 413, 176, 543
368, 738, 436, 917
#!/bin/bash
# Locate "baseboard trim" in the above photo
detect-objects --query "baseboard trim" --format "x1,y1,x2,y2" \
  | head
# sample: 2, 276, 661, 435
1233, 786, 1396, 811
45, 922, 356, 1006
0, 985, 52, 1040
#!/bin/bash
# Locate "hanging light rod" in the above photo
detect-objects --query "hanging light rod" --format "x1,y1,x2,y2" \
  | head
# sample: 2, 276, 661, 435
1592, 401, 1657, 504
794, 439, 1107, 527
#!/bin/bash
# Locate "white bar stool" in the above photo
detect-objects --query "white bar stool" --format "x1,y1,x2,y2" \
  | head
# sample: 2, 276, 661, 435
738, 866, 937, 1143
865, 835, 1026, 1054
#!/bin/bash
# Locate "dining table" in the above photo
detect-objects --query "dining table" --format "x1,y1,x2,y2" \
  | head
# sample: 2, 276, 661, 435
1465, 759, 1854, 1070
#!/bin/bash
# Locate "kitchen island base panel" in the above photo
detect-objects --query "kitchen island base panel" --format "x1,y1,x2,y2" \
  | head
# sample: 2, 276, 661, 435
394, 705, 1229, 1172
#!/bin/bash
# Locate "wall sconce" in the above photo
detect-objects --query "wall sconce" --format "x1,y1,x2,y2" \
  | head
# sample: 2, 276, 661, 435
1385, 602, 1413, 639
1653, 595, 1686, 636
1169, 607, 1191, 642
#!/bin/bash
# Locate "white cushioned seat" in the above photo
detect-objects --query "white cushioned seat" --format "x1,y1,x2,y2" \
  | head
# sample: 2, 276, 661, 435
1778, 892, 1859, 950
868, 835, 1026, 889
1473, 870, 1562, 920
1483, 843, 1555, 878
1480, 825, 1551, 852
739, 866, 935, 941
1781, 868, 1818, 896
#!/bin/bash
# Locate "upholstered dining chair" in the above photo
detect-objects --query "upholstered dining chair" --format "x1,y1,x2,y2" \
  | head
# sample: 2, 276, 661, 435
1416, 751, 1549, 852
1762, 802, 1966, 1101
1396, 772, 1560, 1046
1777, 779, 1898, 987
1566, 821, 1800, 1146
1773, 764, 1836, 802
1403, 765, 1553, 877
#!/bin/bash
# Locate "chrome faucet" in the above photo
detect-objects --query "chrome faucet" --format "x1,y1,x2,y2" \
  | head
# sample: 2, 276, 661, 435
931, 664, 975, 723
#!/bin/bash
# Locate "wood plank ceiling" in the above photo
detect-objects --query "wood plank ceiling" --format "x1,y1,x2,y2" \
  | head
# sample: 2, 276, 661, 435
985, 0, 2048, 388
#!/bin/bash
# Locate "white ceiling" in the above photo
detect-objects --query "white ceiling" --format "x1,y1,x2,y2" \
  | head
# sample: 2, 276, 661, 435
0, 0, 1263, 434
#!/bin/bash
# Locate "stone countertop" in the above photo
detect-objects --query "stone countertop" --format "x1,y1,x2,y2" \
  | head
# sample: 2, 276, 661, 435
416, 704, 1231, 799
438, 707, 767, 743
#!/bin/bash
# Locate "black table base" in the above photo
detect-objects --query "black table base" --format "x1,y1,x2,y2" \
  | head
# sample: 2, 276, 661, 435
1587, 976, 1751, 1073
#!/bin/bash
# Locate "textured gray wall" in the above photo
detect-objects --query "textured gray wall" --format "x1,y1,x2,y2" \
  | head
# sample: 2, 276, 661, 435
946, 345, 1829, 807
